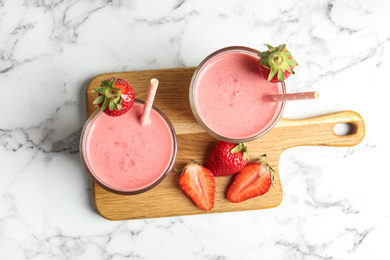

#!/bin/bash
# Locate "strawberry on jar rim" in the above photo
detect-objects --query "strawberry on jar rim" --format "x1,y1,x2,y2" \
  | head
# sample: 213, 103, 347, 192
207, 142, 248, 177
92, 77, 135, 117
227, 155, 274, 203
258, 44, 298, 83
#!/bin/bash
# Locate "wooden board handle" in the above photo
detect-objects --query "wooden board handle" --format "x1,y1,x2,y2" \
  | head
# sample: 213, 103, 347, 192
276, 110, 365, 149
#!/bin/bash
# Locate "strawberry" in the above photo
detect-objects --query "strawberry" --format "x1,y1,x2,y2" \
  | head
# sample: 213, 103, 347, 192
207, 142, 248, 177
92, 77, 135, 117
179, 161, 215, 211
258, 44, 298, 83
227, 155, 274, 203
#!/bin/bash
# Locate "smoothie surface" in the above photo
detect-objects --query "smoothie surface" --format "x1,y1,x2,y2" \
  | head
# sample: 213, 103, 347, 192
84, 102, 174, 191
193, 51, 282, 139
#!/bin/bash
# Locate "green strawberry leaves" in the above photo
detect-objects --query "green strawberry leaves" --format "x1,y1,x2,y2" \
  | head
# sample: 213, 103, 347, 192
258, 52, 270, 58
117, 98, 123, 111
265, 44, 276, 52
92, 95, 105, 104
92, 78, 124, 112
277, 68, 284, 82
287, 59, 298, 67
268, 68, 278, 82
101, 78, 116, 88
230, 143, 248, 162
258, 154, 275, 187
92, 87, 106, 94
277, 44, 286, 51
109, 100, 116, 111
258, 43, 298, 82
101, 98, 110, 111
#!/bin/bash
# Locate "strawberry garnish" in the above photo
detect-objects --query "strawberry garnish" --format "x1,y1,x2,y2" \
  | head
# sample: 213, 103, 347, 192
179, 161, 215, 211
207, 142, 248, 177
227, 155, 274, 203
92, 77, 135, 117
258, 44, 298, 83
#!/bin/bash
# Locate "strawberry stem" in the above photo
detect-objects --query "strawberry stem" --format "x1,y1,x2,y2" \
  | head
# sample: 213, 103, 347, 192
269, 52, 285, 67
258, 43, 298, 82
175, 160, 199, 174
258, 154, 275, 187
231, 143, 248, 162
92, 78, 124, 112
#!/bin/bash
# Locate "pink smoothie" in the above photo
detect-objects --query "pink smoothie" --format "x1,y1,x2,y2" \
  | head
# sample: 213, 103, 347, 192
83, 101, 175, 193
192, 49, 284, 140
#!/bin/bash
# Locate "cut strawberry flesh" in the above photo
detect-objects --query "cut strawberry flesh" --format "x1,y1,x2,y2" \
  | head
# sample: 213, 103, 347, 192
179, 164, 215, 211
227, 163, 271, 203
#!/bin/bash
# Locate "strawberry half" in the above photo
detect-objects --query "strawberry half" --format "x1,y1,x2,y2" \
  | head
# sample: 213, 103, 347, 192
179, 161, 215, 211
258, 44, 298, 83
207, 142, 248, 177
227, 155, 274, 203
92, 77, 135, 117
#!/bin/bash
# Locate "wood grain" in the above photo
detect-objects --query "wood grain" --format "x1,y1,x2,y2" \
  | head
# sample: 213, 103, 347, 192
85, 67, 365, 221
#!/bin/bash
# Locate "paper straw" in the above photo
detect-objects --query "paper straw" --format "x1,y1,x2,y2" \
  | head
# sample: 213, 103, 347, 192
265, 91, 319, 102
140, 78, 159, 126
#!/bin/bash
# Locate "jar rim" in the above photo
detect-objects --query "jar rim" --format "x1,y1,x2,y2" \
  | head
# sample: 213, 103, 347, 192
189, 46, 286, 142
79, 99, 178, 195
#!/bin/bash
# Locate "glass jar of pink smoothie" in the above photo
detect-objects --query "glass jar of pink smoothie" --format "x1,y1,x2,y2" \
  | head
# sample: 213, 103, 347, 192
80, 99, 177, 195
189, 46, 286, 142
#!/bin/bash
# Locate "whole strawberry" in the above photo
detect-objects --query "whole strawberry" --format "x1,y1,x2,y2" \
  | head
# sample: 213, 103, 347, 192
227, 155, 274, 203
179, 160, 215, 211
207, 142, 248, 177
258, 44, 298, 83
92, 77, 135, 117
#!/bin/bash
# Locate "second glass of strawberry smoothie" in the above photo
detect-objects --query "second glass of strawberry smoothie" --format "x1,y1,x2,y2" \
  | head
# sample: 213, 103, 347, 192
189, 46, 286, 142
80, 99, 177, 195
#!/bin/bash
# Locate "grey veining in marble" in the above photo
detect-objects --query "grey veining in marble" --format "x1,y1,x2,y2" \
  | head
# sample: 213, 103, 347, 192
1, 0, 390, 259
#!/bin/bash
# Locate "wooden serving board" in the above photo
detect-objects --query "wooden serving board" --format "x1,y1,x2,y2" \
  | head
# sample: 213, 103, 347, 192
85, 67, 365, 221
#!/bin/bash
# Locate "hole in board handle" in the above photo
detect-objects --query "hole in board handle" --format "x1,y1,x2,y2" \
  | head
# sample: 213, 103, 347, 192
333, 123, 357, 136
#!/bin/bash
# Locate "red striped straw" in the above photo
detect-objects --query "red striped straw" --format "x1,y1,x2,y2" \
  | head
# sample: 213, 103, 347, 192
140, 78, 159, 126
266, 91, 320, 102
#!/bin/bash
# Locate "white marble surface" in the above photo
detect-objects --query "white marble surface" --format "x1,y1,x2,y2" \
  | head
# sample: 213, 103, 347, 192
1, 0, 389, 259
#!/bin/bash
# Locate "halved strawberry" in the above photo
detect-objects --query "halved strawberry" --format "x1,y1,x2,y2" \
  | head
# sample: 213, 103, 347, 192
92, 77, 135, 117
227, 155, 274, 203
258, 44, 298, 83
207, 142, 248, 177
179, 161, 215, 211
